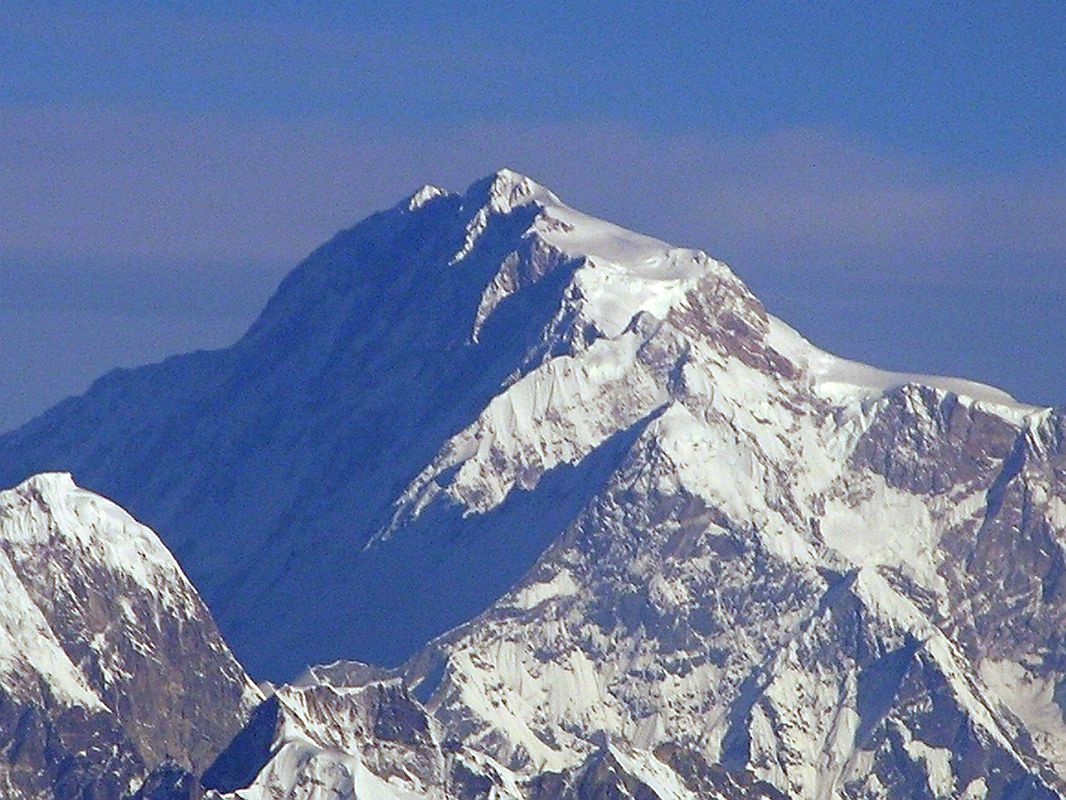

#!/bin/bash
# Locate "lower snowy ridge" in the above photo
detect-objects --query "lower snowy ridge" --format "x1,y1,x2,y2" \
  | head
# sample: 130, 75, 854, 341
203, 666, 780, 800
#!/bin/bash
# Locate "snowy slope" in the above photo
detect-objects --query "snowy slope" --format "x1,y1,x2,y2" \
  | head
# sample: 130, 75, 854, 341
2, 170, 1066, 797
0, 168, 1043, 681
0, 473, 259, 799
60, 167, 1048, 797
381, 222, 1066, 796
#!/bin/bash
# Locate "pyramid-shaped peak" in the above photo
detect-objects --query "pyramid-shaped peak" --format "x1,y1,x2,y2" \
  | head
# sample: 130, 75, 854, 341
489, 166, 541, 188
464, 168, 562, 213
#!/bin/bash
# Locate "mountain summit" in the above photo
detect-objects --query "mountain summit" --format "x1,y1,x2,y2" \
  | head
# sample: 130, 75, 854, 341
2, 170, 1065, 796
0, 168, 771, 677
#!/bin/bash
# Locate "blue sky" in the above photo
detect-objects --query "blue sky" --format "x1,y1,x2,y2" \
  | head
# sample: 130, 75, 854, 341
1, 2, 1064, 427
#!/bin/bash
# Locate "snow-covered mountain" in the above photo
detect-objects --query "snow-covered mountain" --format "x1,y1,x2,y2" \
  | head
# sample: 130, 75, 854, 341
0, 473, 259, 799
2, 170, 1066, 797
203, 659, 789, 800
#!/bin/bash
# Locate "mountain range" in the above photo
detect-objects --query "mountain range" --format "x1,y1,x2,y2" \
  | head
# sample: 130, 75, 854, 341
1, 170, 1064, 798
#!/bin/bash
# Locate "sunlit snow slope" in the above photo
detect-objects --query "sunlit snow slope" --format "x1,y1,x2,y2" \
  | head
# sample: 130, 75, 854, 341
2, 170, 1066, 798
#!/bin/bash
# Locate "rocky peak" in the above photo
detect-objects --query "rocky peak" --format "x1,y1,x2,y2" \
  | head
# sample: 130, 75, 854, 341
0, 474, 259, 799
463, 168, 561, 215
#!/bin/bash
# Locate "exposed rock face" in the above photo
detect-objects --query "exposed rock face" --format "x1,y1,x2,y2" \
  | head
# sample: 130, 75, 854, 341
3, 171, 1066, 797
130, 762, 205, 800
0, 474, 259, 800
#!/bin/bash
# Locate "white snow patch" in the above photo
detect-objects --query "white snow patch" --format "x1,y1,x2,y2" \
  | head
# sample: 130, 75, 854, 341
1047, 496, 1066, 530
0, 547, 105, 709
899, 727, 955, 797
820, 475, 959, 591
979, 658, 1066, 776
767, 318, 1043, 419
0, 473, 193, 611
391, 331, 667, 522
507, 570, 579, 610
454, 168, 734, 343
607, 744, 695, 800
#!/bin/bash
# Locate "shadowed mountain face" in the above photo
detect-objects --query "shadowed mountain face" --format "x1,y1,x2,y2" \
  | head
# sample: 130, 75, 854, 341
3, 171, 1066, 798
0, 173, 593, 677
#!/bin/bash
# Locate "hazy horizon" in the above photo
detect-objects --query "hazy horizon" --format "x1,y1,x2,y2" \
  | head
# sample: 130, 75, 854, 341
2, 3, 1063, 429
